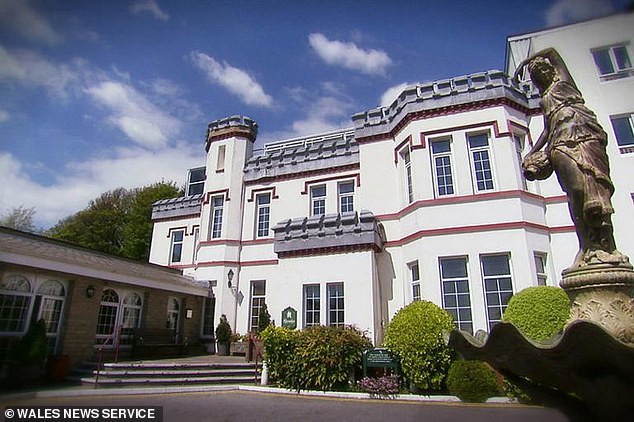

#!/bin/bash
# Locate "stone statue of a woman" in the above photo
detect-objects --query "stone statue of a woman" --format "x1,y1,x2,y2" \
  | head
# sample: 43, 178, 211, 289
514, 48, 628, 269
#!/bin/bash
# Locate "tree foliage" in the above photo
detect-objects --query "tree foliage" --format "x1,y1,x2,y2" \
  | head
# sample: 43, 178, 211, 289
47, 182, 181, 261
122, 182, 182, 261
1, 206, 38, 233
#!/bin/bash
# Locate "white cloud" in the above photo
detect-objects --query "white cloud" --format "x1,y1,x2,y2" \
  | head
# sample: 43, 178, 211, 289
290, 96, 353, 134
0, 45, 80, 98
190, 52, 273, 107
130, 0, 169, 21
308, 33, 392, 75
545, 0, 614, 27
379, 82, 413, 108
259, 88, 354, 145
0, 147, 202, 228
84, 80, 182, 149
0, 0, 62, 45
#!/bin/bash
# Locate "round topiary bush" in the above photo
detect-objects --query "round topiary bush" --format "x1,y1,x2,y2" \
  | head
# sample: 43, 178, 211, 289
502, 286, 571, 341
384, 300, 455, 392
446, 360, 502, 402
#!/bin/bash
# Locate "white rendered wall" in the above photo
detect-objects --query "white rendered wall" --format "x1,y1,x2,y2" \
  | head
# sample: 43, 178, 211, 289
149, 216, 200, 268
229, 251, 379, 342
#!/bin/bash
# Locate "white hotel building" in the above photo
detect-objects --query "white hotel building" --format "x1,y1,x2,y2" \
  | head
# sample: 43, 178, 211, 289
149, 12, 634, 345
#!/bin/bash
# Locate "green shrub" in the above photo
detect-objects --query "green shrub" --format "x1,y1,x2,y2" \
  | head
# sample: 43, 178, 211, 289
215, 314, 232, 344
501, 286, 571, 341
257, 303, 271, 334
261, 325, 371, 391
447, 360, 502, 402
260, 326, 300, 382
384, 301, 455, 392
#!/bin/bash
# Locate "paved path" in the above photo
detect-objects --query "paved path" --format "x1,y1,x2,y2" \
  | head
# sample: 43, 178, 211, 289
1, 386, 568, 422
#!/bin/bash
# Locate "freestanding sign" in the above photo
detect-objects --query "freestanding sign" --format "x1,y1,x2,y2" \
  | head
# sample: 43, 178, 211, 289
281, 306, 297, 329
363, 348, 399, 377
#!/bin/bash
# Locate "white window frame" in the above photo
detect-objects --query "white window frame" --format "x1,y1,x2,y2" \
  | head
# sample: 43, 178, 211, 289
338, 181, 355, 214
0, 275, 32, 334
95, 289, 143, 346
303, 284, 321, 328
408, 261, 420, 302
0, 275, 69, 355
610, 113, 634, 154
430, 137, 455, 197
169, 229, 185, 264
310, 185, 326, 216
467, 132, 495, 192
36, 280, 66, 353
216, 145, 226, 172
96, 289, 120, 343
481, 254, 514, 330
187, 167, 206, 196
327, 282, 344, 327
401, 148, 414, 204
534, 253, 548, 286
591, 43, 633, 79
439, 256, 472, 333
210, 196, 224, 239
255, 193, 271, 238
513, 134, 528, 190
249, 280, 266, 333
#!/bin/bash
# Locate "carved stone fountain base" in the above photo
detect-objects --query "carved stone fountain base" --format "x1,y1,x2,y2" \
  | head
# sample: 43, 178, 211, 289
448, 320, 634, 420
560, 263, 634, 345
449, 261, 634, 420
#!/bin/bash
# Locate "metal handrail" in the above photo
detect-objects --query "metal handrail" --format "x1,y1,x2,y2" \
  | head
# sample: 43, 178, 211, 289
249, 334, 264, 385
94, 325, 121, 387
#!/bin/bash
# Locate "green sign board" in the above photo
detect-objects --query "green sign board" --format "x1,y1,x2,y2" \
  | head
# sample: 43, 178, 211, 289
281, 306, 297, 329
363, 348, 399, 377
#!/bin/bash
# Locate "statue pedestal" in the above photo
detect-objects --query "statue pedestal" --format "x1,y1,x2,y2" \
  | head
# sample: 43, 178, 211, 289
561, 263, 634, 345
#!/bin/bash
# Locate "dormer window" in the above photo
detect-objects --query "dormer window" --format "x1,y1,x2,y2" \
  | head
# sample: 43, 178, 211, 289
187, 167, 206, 196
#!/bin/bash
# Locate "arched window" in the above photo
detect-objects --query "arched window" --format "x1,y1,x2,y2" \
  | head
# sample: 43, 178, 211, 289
0, 275, 32, 333
33, 279, 67, 354
95, 290, 143, 346
36, 280, 66, 335
96, 289, 120, 341
121, 293, 142, 340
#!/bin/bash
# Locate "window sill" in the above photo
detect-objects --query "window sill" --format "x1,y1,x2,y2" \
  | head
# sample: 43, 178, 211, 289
599, 69, 634, 82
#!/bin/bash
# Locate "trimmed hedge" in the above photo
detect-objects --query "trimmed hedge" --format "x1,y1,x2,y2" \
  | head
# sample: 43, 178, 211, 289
502, 286, 571, 341
447, 360, 502, 402
384, 300, 455, 392
260, 325, 371, 391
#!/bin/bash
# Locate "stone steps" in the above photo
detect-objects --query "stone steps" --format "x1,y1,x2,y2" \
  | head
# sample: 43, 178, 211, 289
76, 360, 260, 387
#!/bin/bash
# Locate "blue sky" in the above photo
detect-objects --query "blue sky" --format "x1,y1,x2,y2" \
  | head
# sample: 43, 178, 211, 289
0, 0, 629, 228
